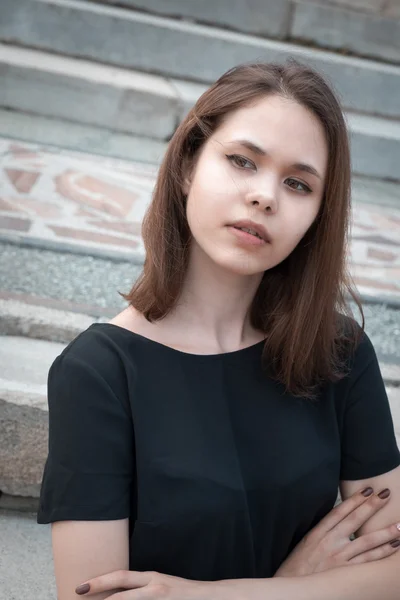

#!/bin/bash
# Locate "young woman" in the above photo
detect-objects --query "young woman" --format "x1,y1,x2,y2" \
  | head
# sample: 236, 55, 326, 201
38, 61, 400, 599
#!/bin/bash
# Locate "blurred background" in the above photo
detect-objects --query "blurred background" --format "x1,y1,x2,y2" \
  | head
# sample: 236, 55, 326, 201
0, 1, 399, 597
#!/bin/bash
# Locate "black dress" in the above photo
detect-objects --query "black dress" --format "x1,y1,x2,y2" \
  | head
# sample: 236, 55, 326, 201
37, 323, 400, 580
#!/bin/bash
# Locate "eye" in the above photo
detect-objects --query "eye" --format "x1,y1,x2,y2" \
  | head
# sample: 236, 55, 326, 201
285, 178, 312, 194
226, 154, 256, 170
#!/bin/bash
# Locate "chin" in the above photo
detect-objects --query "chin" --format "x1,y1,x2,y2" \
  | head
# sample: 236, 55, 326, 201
212, 252, 270, 277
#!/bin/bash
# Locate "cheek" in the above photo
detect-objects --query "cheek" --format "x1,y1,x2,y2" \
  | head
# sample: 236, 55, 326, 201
281, 203, 320, 247
186, 169, 240, 225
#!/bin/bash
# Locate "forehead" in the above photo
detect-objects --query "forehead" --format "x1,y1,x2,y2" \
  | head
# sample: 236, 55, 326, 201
211, 95, 328, 173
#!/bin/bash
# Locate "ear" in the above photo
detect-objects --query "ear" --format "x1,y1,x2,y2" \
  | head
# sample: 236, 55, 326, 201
182, 155, 194, 196
182, 175, 191, 196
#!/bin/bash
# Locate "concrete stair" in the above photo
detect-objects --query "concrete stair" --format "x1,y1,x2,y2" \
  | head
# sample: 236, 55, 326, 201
2, 0, 400, 117
1, 43, 400, 178
1, 0, 399, 179
0, 509, 56, 600
0, 0, 400, 179
95, 0, 400, 65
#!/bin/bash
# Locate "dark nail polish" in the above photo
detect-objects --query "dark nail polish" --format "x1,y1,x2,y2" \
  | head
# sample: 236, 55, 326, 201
378, 489, 391, 500
75, 583, 90, 595
361, 487, 374, 497
390, 540, 400, 548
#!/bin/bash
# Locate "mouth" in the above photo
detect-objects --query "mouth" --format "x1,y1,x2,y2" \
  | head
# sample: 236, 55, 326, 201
229, 220, 270, 243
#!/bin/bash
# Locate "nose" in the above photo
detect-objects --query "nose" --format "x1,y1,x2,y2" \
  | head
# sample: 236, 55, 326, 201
245, 189, 277, 214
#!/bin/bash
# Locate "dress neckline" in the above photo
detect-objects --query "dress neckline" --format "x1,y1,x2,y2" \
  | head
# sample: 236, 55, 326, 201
91, 322, 265, 359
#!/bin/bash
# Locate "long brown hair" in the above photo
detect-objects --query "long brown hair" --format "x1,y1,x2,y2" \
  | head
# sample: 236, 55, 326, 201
123, 60, 363, 398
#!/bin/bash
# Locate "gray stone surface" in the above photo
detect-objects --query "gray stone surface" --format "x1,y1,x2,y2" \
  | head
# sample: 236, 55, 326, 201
380, 363, 400, 386
2, 0, 400, 119
1, 242, 400, 362
0, 109, 168, 164
0, 48, 178, 139
292, 2, 400, 64
170, 78, 207, 120
347, 112, 400, 180
0, 298, 95, 343
0, 390, 48, 497
0, 242, 141, 310
0, 493, 39, 512
100, 0, 291, 37
0, 336, 66, 497
101, 0, 400, 63
0, 509, 56, 600
352, 176, 400, 210
1, 335, 65, 389
304, 0, 400, 19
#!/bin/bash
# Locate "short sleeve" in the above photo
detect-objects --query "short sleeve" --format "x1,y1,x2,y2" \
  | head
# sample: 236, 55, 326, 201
340, 332, 400, 480
37, 352, 134, 523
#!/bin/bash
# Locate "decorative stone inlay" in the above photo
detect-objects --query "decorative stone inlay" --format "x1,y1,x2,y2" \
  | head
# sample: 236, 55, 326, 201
0, 214, 31, 232
5, 169, 40, 194
1, 137, 400, 301
49, 225, 140, 248
367, 247, 397, 262
55, 170, 139, 218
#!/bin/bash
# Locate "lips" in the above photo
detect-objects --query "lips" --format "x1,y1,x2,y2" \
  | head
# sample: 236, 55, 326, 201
229, 220, 270, 243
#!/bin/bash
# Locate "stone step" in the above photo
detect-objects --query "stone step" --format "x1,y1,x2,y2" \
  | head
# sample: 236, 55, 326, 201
0, 109, 168, 165
0, 337, 66, 498
0, 509, 56, 600
0, 44, 179, 141
2, 45, 400, 181
1, 0, 400, 120
97, 0, 400, 65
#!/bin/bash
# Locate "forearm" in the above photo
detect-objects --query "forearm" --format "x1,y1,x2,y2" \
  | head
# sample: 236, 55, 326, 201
209, 554, 399, 600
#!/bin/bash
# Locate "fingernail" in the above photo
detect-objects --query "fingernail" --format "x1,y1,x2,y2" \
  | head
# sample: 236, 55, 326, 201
361, 487, 374, 497
390, 540, 400, 548
397, 523, 400, 532
75, 583, 90, 595
378, 489, 391, 499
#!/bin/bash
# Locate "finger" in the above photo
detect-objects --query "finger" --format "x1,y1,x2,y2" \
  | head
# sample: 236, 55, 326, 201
312, 487, 374, 540
336, 489, 391, 539
340, 522, 400, 561
75, 571, 152, 596
109, 584, 167, 600
347, 540, 400, 565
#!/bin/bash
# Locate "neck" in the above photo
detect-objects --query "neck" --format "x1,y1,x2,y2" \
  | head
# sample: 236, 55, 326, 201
162, 243, 264, 353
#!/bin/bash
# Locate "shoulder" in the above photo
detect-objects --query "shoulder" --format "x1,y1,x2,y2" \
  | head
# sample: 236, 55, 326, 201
325, 314, 382, 403
330, 315, 386, 410
336, 314, 376, 373
50, 318, 143, 397
349, 326, 377, 376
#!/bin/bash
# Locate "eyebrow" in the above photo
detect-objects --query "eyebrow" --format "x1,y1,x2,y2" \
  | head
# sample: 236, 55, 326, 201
230, 139, 322, 180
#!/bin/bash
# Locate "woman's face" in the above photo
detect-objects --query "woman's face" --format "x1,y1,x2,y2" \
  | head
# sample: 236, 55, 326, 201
185, 94, 328, 276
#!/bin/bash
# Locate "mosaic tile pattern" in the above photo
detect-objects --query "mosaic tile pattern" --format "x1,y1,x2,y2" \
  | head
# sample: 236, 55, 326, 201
0, 139, 156, 258
1, 138, 400, 301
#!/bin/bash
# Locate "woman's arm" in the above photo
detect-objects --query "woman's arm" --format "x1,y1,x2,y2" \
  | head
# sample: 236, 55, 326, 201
214, 466, 400, 600
74, 555, 400, 600
52, 518, 129, 600
213, 553, 400, 600
77, 467, 400, 599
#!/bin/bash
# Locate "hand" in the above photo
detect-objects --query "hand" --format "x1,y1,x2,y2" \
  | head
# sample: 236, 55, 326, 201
274, 486, 400, 577
75, 570, 208, 599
